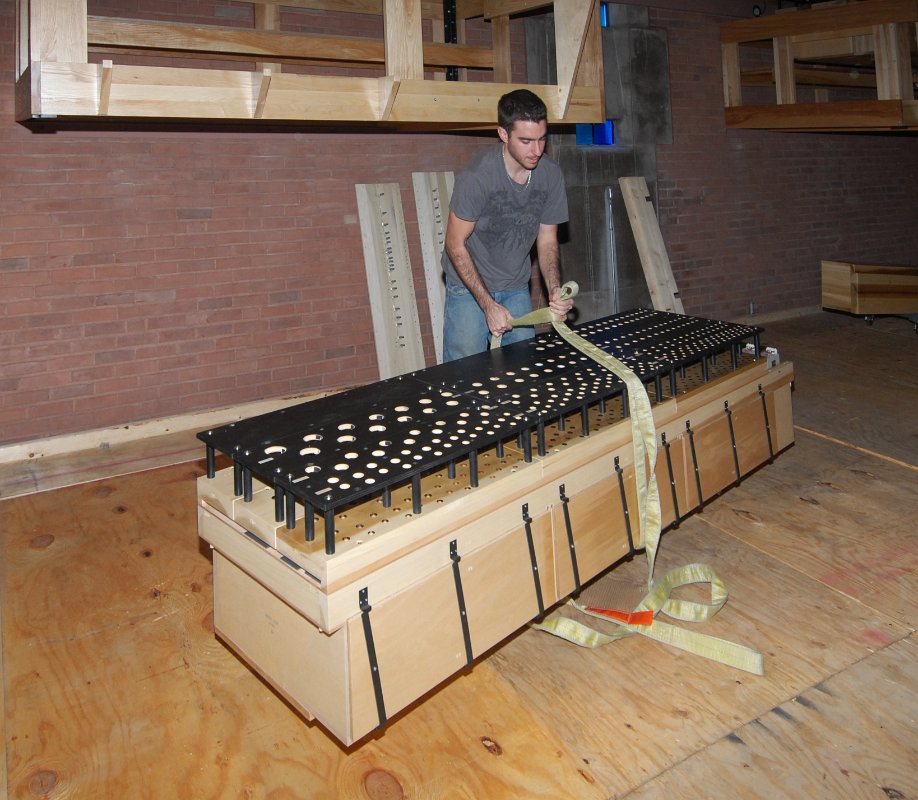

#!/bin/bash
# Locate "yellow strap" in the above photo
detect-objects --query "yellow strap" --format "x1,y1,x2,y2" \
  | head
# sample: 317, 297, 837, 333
494, 282, 661, 584
531, 563, 764, 675
497, 282, 763, 674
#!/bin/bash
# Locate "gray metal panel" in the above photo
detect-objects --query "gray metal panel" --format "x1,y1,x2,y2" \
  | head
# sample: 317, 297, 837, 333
525, 6, 669, 324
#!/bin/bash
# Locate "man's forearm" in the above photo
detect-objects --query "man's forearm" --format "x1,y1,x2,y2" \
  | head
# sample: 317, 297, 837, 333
537, 241, 562, 294
448, 244, 495, 312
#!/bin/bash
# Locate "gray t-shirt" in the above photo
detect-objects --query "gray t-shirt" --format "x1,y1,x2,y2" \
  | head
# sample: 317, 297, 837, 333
442, 144, 569, 292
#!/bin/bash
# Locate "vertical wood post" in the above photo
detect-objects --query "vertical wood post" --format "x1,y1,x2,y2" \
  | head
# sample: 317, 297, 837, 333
874, 22, 914, 100
721, 41, 741, 107
254, 2, 282, 74
385, 0, 423, 79
27, 0, 87, 63
492, 15, 512, 83
772, 35, 796, 105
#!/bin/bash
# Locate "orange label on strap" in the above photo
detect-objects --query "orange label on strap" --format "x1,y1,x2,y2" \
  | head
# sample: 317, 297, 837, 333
585, 606, 654, 626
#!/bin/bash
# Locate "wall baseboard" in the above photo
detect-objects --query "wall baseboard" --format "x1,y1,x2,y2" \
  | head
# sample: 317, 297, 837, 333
0, 388, 342, 466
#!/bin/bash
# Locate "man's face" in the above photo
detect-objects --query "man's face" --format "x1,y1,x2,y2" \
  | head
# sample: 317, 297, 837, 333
499, 119, 548, 171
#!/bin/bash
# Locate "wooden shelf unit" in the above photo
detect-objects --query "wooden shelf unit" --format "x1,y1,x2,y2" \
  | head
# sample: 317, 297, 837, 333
15, 0, 605, 128
721, 0, 918, 132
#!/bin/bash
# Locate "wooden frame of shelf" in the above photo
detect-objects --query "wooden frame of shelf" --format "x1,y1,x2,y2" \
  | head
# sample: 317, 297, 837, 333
721, 0, 918, 132
15, 0, 605, 128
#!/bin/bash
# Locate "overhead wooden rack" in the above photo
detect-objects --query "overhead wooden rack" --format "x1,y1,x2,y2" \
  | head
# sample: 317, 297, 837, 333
15, 0, 605, 129
721, 0, 918, 132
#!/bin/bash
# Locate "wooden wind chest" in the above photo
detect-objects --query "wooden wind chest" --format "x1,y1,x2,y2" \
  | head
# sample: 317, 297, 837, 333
821, 260, 918, 316
196, 310, 794, 746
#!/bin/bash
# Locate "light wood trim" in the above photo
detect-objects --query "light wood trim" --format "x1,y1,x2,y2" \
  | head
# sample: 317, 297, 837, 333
721, 0, 918, 43
773, 35, 796, 105
0, 386, 340, 466
385, 0, 423, 79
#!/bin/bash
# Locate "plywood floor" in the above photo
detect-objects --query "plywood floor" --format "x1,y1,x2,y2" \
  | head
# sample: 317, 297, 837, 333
1, 311, 916, 800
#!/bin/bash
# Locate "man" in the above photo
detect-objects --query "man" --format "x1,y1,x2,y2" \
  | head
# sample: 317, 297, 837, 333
441, 88, 575, 361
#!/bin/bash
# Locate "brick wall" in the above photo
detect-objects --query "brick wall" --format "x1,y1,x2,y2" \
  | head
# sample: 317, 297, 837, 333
650, 5, 918, 319
2, 1, 917, 446
0, 1, 496, 444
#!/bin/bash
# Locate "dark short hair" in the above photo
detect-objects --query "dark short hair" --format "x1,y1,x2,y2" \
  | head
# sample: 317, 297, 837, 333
498, 89, 548, 132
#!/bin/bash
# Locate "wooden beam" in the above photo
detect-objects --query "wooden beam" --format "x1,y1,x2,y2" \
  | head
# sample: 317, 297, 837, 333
618, 177, 684, 316
16, 0, 30, 78
722, 41, 742, 107
354, 182, 426, 379
253, 2, 282, 73
773, 35, 796, 105
741, 65, 882, 90
384, 0, 423, 80
575, 0, 603, 106
482, 0, 551, 21
491, 15, 512, 84
792, 31, 874, 60
873, 22, 914, 101
87, 17, 494, 70
387, 80, 601, 123
554, 0, 594, 118
29, 0, 87, 62
98, 58, 112, 115
721, 0, 918, 43
457, 0, 484, 21
26, 60, 603, 124
412, 171, 454, 364
254, 67, 272, 118
244, 0, 447, 19
88, 17, 385, 63
725, 98, 907, 129
378, 75, 399, 120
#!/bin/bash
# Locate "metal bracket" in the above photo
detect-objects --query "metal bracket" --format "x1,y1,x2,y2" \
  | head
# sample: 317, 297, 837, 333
559, 484, 581, 594
521, 503, 545, 615
758, 384, 775, 463
661, 433, 681, 527
359, 587, 387, 730
685, 420, 704, 511
449, 540, 474, 667
724, 401, 741, 484
614, 456, 636, 556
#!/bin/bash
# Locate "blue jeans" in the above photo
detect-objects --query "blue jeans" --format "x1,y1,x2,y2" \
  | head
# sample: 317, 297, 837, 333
442, 283, 534, 362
